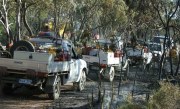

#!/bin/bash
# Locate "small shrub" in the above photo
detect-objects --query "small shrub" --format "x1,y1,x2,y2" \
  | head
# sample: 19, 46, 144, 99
148, 82, 180, 109
118, 102, 143, 109
117, 94, 144, 109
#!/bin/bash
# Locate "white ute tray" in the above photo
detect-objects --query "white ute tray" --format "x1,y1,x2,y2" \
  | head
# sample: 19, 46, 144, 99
0, 51, 71, 73
14, 51, 54, 62
83, 51, 121, 65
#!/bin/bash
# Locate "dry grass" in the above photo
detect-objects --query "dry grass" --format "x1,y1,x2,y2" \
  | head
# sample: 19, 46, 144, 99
117, 93, 144, 109
148, 82, 180, 109
117, 81, 180, 109
118, 102, 143, 109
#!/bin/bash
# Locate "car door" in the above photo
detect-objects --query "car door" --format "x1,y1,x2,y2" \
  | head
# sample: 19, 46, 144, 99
68, 47, 79, 82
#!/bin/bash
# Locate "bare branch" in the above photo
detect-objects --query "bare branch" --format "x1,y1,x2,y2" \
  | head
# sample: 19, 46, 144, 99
169, 0, 180, 20
151, 0, 165, 27
0, 19, 6, 27
8, 23, 13, 26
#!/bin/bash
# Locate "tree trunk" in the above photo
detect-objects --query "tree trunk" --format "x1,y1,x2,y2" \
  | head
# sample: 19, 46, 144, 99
175, 53, 180, 76
22, 1, 33, 36
38, 11, 41, 33
159, 52, 165, 80
53, 0, 57, 38
15, 0, 21, 41
0, 0, 13, 44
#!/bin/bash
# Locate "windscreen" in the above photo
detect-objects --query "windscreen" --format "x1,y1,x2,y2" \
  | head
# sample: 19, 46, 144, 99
149, 44, 161, 51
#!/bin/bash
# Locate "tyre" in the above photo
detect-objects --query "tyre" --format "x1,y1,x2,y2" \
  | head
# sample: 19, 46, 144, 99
74, 70, 86, 91
10, 40, 35, 56
104, 66, 115, 82
48, 76, 61, 100
124, 62, 129, 80
108, 67, 115, 82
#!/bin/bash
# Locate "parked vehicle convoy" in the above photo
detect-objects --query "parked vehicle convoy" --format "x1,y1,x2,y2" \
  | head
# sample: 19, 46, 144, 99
82, 37, 129, 82
0, 31, 88, 100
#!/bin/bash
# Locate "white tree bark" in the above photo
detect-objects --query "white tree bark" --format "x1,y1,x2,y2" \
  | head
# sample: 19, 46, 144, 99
0, 0, 11, 42
15, 0, 22, 41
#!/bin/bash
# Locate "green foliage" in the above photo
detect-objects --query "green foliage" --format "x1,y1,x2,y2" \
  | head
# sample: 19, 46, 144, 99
0, 25, 7, 45
0, 0, 179, 44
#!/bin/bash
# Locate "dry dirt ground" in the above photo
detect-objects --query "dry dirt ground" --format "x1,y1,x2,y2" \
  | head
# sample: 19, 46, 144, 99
0, 66, 159, 109
0, 80, 109, 109
0, 87, 53, 109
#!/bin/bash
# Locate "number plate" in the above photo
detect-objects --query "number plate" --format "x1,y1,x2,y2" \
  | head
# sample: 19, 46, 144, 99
19, 79, 32, 85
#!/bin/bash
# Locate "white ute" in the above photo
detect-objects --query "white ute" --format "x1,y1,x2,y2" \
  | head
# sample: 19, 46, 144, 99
82, 38, 129, 82
0, 32, 88, 100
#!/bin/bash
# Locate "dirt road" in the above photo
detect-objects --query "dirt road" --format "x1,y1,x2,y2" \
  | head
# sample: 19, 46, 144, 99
0, 66, 154, 109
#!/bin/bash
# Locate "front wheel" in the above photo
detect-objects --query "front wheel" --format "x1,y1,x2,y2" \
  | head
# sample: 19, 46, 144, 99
48, 76, 61, 100
74, 70, 86, 91
109, 67, 115, 82
104, 66, 115, 82
124, 62, 129, 80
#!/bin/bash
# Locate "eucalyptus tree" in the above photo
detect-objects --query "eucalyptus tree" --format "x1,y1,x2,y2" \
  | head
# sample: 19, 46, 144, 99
15, 0, 21, 41
124, 0, 162, 42
53, 0, 129, 43
150, 0, 180, 79
98, 0, 128, 37
0, 0, 14, 44
24, 0, 54, 35
21, 0, 38, 36
68, 0, 100, 42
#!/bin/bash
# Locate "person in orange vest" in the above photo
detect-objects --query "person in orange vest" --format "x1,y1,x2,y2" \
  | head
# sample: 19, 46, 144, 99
170, 46, 177, 59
